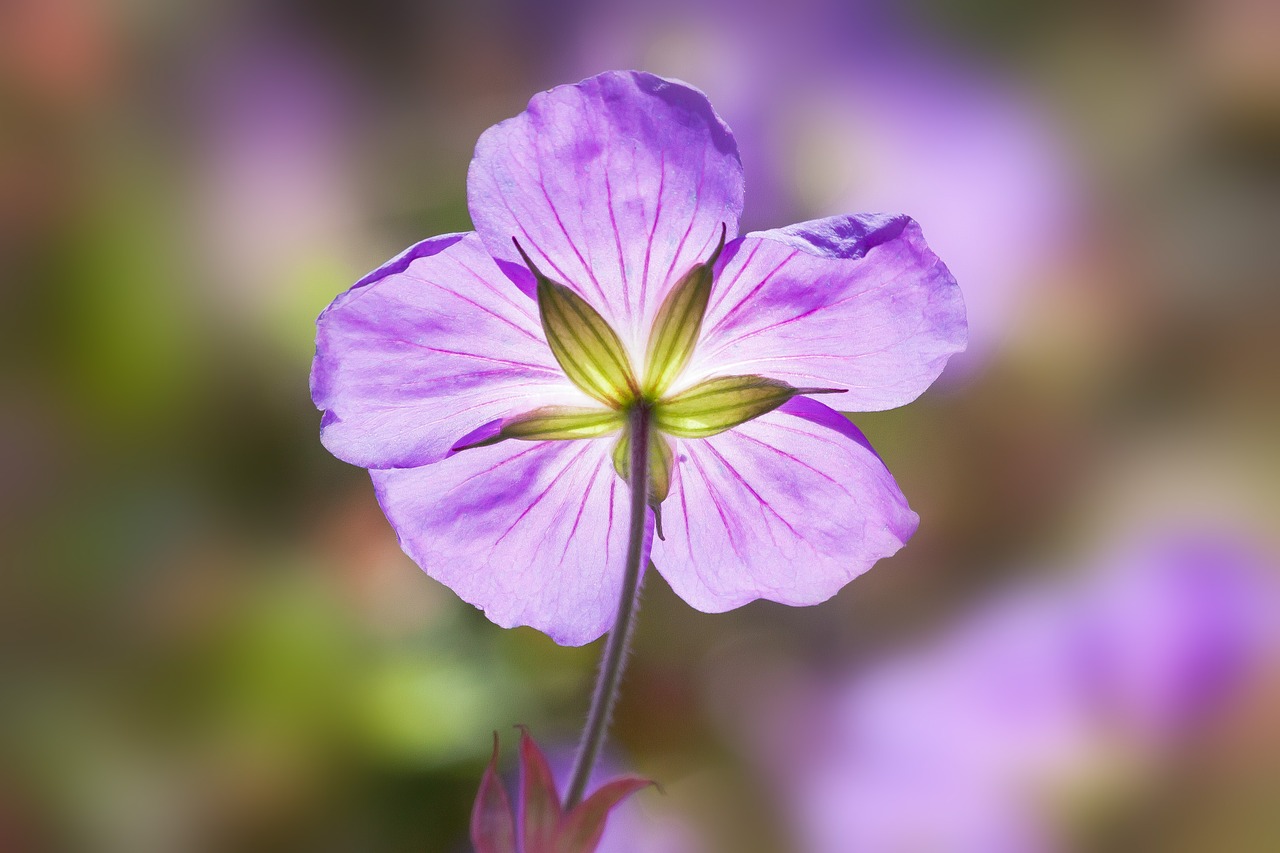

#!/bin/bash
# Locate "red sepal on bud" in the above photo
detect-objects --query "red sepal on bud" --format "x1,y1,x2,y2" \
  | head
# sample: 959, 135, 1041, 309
470, 728, 654, 853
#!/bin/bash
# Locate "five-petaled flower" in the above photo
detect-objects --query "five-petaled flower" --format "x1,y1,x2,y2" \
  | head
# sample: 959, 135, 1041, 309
311, 70, 966, 645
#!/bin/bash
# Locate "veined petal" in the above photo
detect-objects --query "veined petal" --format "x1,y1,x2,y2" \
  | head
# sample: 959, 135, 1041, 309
652, 396, 917, 611
468, 70, 745, 356
311, 232, 590, 469
371, 438, 654, 646
683, 214, 966, 410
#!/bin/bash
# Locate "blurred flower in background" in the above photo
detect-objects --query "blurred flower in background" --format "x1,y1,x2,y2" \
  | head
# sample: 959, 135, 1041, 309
190, 30, 371, 349
742, 529, 1278, 852
2, 0, 1277, 850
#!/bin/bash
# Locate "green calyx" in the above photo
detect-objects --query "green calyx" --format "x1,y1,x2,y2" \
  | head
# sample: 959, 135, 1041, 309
642, 223, 726, 398
611, 421, 673, 538
454, 232, 843, 510
612, 425, 673, 505
453, 406, 626, 451
515, 239, 638, 408
653, 375, 844, 438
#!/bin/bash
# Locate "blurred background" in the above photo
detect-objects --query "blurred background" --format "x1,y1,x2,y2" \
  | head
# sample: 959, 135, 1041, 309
2, 0, 1278, 850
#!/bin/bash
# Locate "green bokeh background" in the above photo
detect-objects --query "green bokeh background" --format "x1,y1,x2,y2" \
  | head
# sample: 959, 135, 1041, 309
2, 1, 1278, 850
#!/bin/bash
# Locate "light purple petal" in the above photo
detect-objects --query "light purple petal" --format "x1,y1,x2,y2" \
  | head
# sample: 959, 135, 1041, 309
371, 438, 653, 646
682, 214, 966, 410
467, 70, 745, 356
652, 396, 917, 611
311, 232, 590, 469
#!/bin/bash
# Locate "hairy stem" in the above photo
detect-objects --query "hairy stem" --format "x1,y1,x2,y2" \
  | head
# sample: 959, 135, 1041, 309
564, 403, 651, 809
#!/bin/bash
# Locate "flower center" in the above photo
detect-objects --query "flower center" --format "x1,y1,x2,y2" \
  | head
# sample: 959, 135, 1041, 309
453, 234, 843, 515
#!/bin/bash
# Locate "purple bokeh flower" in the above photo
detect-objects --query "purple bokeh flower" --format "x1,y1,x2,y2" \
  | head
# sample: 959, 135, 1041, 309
311, 71, 965, 645
755, 530, 1278, 852
193, 33, 365, 324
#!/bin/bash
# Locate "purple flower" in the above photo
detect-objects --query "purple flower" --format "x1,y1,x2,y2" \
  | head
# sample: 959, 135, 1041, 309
311, 71, 965, 645
756, 530, 1279, 852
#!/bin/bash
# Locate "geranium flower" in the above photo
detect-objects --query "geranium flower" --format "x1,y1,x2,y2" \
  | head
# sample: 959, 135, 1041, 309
311, 70, 965, 645
471, 728, 651, 853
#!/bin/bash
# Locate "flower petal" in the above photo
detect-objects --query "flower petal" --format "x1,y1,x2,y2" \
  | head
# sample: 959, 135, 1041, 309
555, 776, 654, 853
311, 232, 589, 468
468, 70, 745, 356
370, 437, 653, 646
518, 727, 562, 853
652, 396, 917, 611
471, 732, 518, 853
684, 214, 966, 410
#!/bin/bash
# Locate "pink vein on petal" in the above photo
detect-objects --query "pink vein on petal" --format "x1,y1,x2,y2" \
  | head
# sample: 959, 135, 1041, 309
385, 341, 558, 373
707, 249, 800, 335
534, 142, 608, 306
598, 108, 631, 328
559, 458, 605, 563
706, 238, 764, 318
497, 186, 579, 291
349, 283, 537, 348
452, 256, 543, 324
687, 447, 746, 562
604, 471, 614, 537
493, 442, 595, 547
356, 388, 549, 421
639, 149, 666, 314
403, 270, 542, 343
710, 270, 889, 348
451, 442, 549, 492
717, 311, 933, 368
659, 156, 708, 294
702, 441, 800, 547
735, 429, 844, 488
675, 457, 695, 561
671, 453, 713, 594
704, 243, 928, 361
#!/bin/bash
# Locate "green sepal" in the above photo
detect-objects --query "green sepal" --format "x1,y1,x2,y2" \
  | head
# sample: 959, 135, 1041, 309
453, 406, 624, 451
654, 375, 845, 439
642, 224, 726, 398
611, 428, 675, 540
515, 240, 638, 408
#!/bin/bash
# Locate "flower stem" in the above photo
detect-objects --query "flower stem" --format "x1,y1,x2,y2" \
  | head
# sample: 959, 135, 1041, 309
564, 403, 651, 809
